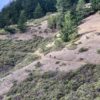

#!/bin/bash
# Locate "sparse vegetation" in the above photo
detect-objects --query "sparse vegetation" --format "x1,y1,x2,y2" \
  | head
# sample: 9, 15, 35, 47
0, 0, 100, 99
79, 47, 89, 53
67, 43, 77, 50
0, 36, 44, 77
6, 64, 100, 100
35, 62, 42, 68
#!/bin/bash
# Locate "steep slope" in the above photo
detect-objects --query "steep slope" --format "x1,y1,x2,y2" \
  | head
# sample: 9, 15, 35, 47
5, 64, 100, 100
0, 13, 100, 98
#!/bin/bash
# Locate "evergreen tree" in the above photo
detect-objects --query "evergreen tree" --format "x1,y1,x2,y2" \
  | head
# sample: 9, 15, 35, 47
61, 11, 78, 42
76, 0, 86, 22
0, 14, 6, 28
17, 10, 27, 32
57, 0, 71, 12
91, 0, 100, 11
56, 0, 78, 12
33, 3, 44, 19
76, 0, 85, 11
0, 0, 57, 28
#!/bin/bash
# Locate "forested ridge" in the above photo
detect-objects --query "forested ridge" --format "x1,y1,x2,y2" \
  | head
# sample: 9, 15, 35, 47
0, 0, 57, 28
0, 0, 94, 28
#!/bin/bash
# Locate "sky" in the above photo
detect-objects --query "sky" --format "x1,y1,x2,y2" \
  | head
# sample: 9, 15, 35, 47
0, 0, 12, 11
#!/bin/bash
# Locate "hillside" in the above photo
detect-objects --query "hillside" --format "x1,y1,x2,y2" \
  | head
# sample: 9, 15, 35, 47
0, 12, 100, 99
0, 0, 100, 100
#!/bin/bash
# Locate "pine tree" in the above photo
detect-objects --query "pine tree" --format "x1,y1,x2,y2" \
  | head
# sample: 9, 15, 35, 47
61, 11, 78, 42
56, 0, 78, 12
76, 0, 85, 11
91, 0, 100, 11
76, 0, 86, 22
56, 0, 71, 12
0, 14, 6, 28
33, 3, 44, 19
17, 10, 27, 32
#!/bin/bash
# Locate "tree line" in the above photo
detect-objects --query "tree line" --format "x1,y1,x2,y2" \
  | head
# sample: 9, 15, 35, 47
0, 0, 57, 28
0, 0, 100, 36
48, 0, 100, 42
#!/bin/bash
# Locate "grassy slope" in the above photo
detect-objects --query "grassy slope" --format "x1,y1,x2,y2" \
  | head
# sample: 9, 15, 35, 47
0, 36, 43, 77
0, 35, 65, 77
5, 64, 100, 100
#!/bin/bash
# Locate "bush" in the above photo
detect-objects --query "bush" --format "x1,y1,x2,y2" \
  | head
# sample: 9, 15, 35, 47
4, 26, 16, 34
97, 49, 100, 54
35, 62, 42, 68
79, 47, 89, 53
48, 15, 58, 30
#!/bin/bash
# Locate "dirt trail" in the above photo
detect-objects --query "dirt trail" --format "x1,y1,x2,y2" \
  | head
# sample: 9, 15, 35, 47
0, 13, 100, 97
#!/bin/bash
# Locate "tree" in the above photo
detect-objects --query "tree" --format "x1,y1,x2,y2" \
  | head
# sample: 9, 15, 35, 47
56, 0, 78, 12
39, 0, 57, 13
60, 11, 78, 42
33, 3, 44, 19
76, 0, 86, 22
91, 0, 100, 11
17, 10, 27, 32
0, 14, 6, 28
0, 0, 57, 28
76, 0, 85, 11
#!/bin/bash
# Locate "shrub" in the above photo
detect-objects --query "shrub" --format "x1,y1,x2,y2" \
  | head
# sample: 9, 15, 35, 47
35, 62, 42, 68
56, 61, 60, 64
4, 26, 16, 34
79, 47, 89, 53
97, 49, 100, 54
48, 15, 58, 30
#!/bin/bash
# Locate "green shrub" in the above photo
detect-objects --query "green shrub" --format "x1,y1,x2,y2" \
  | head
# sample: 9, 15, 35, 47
79, 47, 89, 53
48, 15, 58, 29
4, 26, 16, 34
